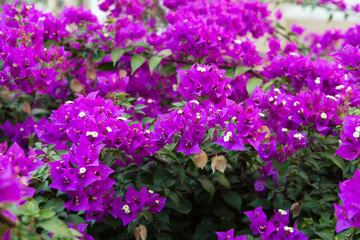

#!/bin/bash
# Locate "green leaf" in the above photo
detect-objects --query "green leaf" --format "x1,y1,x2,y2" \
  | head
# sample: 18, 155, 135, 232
96, 62, 116, 71
158, 49, 172, 58
133, 41, 152, 50
92, 49, 105, 63
134, 104, 148, 110
44, 199, 65, 213
131, 55, 146, 74
38, 209, 56, 220
158, 62, 177, 75
111, 47, 125, 66
66, 214, 85, 226
271, 158, 289, 177
172, 164, 185, 184
197, 176, 215, 201
142, 117, 154, 124
180, 64, 192, 70
246, 78, 263, 97
38, 218, 72, 238
31, 108, 49, 116
234, 65, 250, 78
222, 191, 242, 212
174, 198, 192, 214
315, 230, 334, 240
149, 56, 162, 74
212, 172, 230, 189
318, 152, 345, 170
225, 69, 234, 78
261, 81, 274, 91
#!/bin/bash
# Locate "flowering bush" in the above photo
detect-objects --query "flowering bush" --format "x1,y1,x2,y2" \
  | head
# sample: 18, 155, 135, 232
2, 0, 360, 239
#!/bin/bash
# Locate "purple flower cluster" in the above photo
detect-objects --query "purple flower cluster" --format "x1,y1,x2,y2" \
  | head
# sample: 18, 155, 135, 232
0, 142, 44, 204
335, 115, 360, 160
36, 92, 158, 166
156, 0, 266, 66
99, 0, 151, 20
0, 2, 69, 97
35, 92, 165, 223
1, 116, 40, 149
244, 206, 308, 239
177, 64, 232, 102
215, 229, 246, 240
111, 186, 166, 226
334, 170, 360, 232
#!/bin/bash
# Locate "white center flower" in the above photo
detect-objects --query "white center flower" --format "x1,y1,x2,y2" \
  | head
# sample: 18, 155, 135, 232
281, 128, 288, 132
326, 95, 337, 101
354, 132, 360, 138
321, 113, 327, 119
315, 77, 321, 84
116, 116, 127, 121
149, 190, 154, 194
259, 113, 265, 117
345, 74, 348, 80
288, 116, 292, 120
122, 205, 131, 214
20, 128, 24, 132
86, 131, 98, 138
197, 66, 206, 72
282, 100, 287, 105
65, 101, 73, 105
356, 127, 360, 132
269, 97, 274, 102
346, 86, 352, 92
106, 127, 112, 132
293, 101, 300, 107
278, 209, 287, 215
224, 132, 232, 142
177, 110, 183, 114
232, 116, 237, 121
284, 226, 294, 233
79, 167, 86, 174
78, 112, 86, 118
294, 133, 304, 140
234, 39, 242, 45
289, 52, 299, 57
336, 85, 345, 90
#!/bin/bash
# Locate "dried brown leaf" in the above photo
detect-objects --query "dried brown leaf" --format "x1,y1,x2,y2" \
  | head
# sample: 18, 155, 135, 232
133, 224, 147, 240
194, 150, 208, 169
70, 79, 85, 95
21, 102, 31, 115
211, 155, 227, 173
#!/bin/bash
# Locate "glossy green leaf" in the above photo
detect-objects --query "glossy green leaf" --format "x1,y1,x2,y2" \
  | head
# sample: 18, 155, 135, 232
131, 54, 146, 74
111, 47, 125, 66
246, 78, 263, 97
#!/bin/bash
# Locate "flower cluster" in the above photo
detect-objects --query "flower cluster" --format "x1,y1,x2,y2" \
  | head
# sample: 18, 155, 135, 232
177, 64, 232, 102
335, 115, 360, 160
36, 92, 158, 166
334, 170, 360, 232
244, 206, 308, 239
1, 116, 39, 149
0, 142, 44, 203
0, 2, 68, 97
112, 186, 166, 226
215, 229, 246, 240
